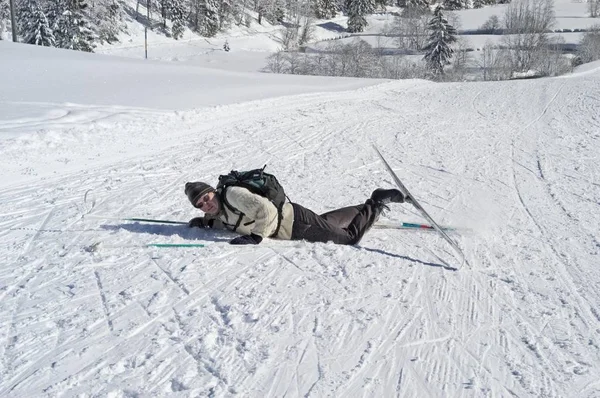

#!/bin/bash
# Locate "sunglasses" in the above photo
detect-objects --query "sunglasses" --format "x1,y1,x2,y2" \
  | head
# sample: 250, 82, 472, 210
195, 193, 211, 209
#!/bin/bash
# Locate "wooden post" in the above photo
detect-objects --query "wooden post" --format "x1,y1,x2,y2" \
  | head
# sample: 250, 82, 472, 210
144, 0, 150, 59
9, 0, 17, 42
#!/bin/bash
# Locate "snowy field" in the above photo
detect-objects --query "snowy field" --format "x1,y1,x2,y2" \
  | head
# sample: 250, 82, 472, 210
85, 0, 600, 76
2, 39, 600, 397
311, 1, 597, 63
2, 0, 600, 395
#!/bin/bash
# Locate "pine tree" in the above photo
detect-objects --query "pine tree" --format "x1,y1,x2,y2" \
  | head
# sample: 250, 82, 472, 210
16, 0, 30, 40
346, 0, 375, 33
200, 0, 219, 36
314, 0, 337, 19
473, 0, 484, 8
403, 0, 430, 15
169, 0, 186, 39
218, 0, 234, 27
45, 0, 67, 32
272, 0, 286, 23
423, 5, 457, 75
373, 0, 387, 10
444, 0, 463, 10
0, 0, 9, 40
95, 0, 124, 44
257, 0, 284, 24
20, 2, 56, 46
325, 0, 338, 18
55, 0, 96, 52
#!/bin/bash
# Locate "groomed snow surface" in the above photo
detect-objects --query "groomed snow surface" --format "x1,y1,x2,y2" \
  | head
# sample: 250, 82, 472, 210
1, 37, 600, 397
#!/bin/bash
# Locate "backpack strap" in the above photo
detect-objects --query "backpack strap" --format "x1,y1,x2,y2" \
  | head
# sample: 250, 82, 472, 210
219, 186, 283, 237
273, 203, 283, 237
219, 187, 244, 232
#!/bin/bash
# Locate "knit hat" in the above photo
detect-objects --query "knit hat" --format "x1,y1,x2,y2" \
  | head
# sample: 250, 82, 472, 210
185, 182, 215, 207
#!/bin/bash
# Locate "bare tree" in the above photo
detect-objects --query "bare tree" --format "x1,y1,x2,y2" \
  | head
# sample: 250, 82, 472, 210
477, 41, 515, 80
393, 10, 430, 50
380, 56, 426, 79
325, 42, 343, 75
374, 22, 393, 57
449, 37, 473, 80
589, 0, 600, 18
480, 14, 501, 33
478, 41, 500, 80
446, 10, 462, 31
298, 16, 314, 45
266, 47, 312, 75
347, 39, 377, 76
316, 39, 377, 77
264, 40, 429, 80
309, 51, 328, 75
265, 51, 287, 73
501, 0, 555, 74
578, 24, 600, 62
281, 25, 298, 50
535, 36, 571, 76
283, 50, 305, 73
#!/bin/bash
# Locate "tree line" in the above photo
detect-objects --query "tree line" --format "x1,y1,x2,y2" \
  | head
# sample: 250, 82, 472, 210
267, 0, 600, 81
1, 0, 599, 80
0, 0, 548, 49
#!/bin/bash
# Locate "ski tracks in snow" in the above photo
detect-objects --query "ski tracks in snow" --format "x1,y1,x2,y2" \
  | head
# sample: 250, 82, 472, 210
2, 78, 600, 396
475, 78, 600, 397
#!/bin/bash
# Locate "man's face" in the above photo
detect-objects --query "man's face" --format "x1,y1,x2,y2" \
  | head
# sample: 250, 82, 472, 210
196, 191, 220, 215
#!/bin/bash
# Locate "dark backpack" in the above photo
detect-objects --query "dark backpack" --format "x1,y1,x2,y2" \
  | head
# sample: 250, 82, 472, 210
216, 166, 287, 236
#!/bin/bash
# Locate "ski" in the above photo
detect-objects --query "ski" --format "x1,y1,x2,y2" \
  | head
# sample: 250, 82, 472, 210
86, 215, 463, 232
372, 145, 466, 264
373, 221, 460, 232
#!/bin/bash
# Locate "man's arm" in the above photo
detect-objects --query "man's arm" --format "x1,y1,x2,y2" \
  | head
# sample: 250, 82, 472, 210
188, 215, 225, 229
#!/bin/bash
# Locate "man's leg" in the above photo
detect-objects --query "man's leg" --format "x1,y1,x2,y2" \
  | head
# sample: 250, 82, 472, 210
319, 205, 365, 229
291, 202, 382, 245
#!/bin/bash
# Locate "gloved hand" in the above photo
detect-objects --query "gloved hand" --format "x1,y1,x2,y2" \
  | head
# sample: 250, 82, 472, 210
188, 217, 207, 228
230, 234, 263, 245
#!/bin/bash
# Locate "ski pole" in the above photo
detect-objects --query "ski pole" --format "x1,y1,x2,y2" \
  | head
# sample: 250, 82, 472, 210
147, 243, 205, 248
84, 215, 188, 225
86, 241, 206, 252
374, 221, 459, 231
128, 218, 188, 225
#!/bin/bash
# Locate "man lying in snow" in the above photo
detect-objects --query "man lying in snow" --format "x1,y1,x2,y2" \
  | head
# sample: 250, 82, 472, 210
184, 178, 411, 246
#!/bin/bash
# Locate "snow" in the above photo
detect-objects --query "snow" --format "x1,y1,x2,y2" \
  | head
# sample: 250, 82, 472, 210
571, 57, 600, 74
2, 2, 600, 396
0, 41, 380, 187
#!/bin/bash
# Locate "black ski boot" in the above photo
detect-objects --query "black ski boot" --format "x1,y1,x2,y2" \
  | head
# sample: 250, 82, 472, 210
370, 188, 407, 205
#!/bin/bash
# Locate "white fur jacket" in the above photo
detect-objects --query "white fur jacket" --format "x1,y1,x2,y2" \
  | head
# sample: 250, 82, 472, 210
206, 186, 294, 239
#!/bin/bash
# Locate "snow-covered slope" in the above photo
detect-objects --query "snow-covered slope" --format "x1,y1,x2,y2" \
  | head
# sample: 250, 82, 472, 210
1, 42, 600, 397
0, 41, 379, 112
0, 41, 381, 187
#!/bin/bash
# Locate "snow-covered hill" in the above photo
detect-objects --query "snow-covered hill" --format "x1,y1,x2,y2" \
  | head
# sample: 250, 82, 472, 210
1, 38, 600, 398
0, 41, 380, 186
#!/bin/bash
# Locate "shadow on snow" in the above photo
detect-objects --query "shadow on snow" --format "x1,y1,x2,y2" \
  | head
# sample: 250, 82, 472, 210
102, 222, 234, 242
